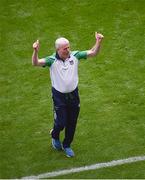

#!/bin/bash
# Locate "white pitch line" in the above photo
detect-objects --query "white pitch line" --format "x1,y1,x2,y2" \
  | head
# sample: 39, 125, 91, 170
22, 155, 145, 179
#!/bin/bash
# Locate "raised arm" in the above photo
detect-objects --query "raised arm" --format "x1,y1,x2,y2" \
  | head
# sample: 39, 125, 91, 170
87, 32, 104, 57
32, 40, 46, 66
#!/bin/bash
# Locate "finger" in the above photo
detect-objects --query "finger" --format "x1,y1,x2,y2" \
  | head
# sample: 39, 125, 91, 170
33, 42, 36, 47
98, 33, 104, 38
100, 34, 104, 38
95, 32, 98, 37
33, 42, 38, 49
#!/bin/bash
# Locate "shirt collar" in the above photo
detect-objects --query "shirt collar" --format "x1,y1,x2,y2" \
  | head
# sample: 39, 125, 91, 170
55, 52, 70, 61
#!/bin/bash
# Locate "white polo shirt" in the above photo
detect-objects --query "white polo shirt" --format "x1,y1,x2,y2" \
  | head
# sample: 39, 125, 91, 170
44, 51, 87, 93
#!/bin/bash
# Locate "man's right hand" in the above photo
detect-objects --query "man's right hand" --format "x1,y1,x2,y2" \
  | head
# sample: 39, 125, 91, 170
33, 40, 39, 51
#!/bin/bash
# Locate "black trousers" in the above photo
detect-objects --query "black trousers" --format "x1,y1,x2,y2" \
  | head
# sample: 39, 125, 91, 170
51, 87, 80, 148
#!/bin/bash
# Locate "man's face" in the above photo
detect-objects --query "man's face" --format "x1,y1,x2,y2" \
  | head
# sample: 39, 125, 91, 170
57, 43, 70, 59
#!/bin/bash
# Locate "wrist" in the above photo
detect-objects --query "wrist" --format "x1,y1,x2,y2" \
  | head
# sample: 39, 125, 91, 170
96, 39, 100, 44
96, 37, 100, 42
34, 48, 38, 53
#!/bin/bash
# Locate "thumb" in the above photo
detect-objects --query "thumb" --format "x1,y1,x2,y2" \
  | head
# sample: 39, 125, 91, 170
95, 32, 98, 37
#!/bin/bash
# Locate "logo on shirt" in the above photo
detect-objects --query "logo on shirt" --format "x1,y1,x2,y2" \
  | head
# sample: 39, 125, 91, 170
69, 60, 74, 65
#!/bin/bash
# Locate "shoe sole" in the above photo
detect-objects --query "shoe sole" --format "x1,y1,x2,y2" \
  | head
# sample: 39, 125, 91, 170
66, 154, 74, 158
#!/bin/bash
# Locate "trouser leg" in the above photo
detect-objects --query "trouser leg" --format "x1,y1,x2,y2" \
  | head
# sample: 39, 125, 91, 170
51, 87, 80, 147
51, 106, 67, 140
63, 105, 80, 148
51, 87, 67, 140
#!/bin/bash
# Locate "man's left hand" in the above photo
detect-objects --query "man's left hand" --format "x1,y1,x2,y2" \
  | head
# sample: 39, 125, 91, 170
95, 32, 104, 43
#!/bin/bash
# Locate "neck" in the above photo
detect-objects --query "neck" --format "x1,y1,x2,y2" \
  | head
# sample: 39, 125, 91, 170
57, 52, 69, 61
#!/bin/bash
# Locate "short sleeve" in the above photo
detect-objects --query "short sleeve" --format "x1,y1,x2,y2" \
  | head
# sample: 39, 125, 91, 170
72, 51, 87, 60
43, 56, 55, 67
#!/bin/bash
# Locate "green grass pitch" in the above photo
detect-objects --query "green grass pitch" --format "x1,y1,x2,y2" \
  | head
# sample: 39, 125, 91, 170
0, 0, 145, 178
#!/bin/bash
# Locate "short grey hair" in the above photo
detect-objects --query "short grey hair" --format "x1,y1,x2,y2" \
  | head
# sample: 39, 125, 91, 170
55, 37, 69, 49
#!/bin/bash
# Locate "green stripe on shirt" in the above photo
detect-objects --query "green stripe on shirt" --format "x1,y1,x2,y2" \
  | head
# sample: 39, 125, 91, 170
72, 51, 87, 60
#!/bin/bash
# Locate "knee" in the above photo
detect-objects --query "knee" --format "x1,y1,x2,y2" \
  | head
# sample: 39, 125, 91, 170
55, 122, 65, 131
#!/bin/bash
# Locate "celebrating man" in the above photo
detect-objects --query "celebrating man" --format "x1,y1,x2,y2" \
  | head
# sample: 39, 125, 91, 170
32, 32, 104, 157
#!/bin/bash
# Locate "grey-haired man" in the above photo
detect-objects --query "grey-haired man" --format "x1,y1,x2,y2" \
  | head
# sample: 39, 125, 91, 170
32, 32, 104, 157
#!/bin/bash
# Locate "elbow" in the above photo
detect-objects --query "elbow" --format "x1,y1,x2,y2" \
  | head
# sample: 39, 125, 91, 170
32, 57, 38, 66
91, 50, 100, 57
88, 50, 97, 57
91, 52, 97, 57
32, 60, 38, 66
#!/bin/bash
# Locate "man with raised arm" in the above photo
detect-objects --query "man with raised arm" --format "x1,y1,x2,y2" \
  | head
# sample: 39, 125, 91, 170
32, 32, 104, 157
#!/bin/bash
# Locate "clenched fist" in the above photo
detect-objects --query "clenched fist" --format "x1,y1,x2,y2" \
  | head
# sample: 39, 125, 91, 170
33, 40, 39, 51
95, 32, 104, 43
